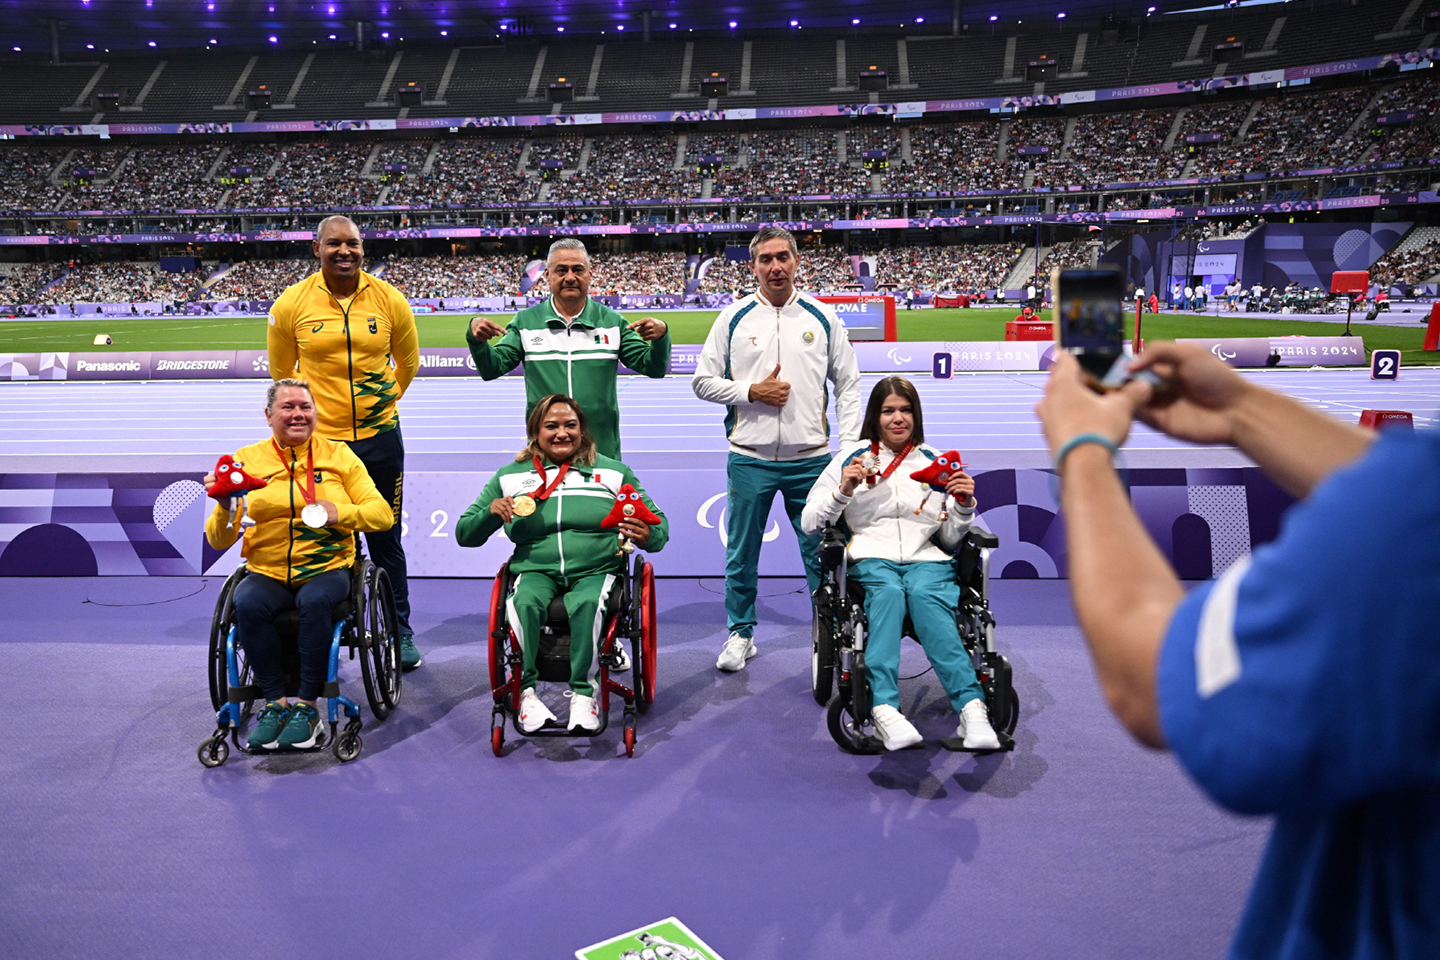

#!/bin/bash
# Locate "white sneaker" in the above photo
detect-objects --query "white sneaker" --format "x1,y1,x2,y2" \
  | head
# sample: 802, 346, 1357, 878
958, 698, 1001, 750
871, 704, 923, 751
566, 691, 602, 732
610, 643, 631, 673
716, 633, 757, 672
518, 688, 556, 733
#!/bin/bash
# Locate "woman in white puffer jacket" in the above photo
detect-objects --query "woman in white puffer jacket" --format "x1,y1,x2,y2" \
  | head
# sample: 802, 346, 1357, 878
802, 376, 1001, 752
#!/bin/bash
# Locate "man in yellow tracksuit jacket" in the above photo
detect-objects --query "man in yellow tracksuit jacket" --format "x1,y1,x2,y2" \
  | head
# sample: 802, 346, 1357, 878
268, 215, 423, 669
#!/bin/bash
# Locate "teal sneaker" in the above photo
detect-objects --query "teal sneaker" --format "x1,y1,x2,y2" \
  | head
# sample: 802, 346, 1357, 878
276, 702, 323, 749
400, 634, 422, 670
247, 701, 291, 749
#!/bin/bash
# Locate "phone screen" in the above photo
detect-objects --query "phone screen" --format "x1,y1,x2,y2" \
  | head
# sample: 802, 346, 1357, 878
1055, 267, 1125, 382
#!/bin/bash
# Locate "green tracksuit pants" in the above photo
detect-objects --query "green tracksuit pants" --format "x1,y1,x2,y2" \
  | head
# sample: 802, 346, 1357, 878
507, 569, 616, 696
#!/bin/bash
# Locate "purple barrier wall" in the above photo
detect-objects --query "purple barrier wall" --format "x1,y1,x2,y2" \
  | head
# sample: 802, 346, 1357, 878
0, 466, 1295, 581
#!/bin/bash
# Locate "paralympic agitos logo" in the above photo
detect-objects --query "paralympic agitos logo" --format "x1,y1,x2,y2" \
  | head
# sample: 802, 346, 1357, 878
696, 493, 780, 547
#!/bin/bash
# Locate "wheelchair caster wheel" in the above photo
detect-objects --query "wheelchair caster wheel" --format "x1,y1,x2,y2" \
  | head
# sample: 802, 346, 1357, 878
332, 731, 362, 762
197, 735, 229, 768
491, 725, 504, 757
623, 725, 636, 758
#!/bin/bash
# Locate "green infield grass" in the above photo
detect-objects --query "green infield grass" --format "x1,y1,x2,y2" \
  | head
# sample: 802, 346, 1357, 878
1, 307, 1434, 364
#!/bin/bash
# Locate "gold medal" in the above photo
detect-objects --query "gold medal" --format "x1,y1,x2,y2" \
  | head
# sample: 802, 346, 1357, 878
511, 494, 536, 517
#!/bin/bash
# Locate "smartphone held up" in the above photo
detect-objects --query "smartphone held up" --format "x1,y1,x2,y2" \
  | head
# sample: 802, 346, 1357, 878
1052, 266, 1132, 390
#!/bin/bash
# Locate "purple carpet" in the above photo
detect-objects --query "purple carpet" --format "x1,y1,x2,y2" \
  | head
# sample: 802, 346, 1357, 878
0, 574, 1267, 959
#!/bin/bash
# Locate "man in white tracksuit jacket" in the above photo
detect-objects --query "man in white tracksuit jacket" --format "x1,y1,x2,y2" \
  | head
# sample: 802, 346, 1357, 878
693, 226, 862, 672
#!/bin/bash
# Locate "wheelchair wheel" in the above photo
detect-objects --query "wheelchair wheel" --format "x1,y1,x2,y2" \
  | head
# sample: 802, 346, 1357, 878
360, 563, 402, 719
826, 689, 882, 755
634, 561, 657, 714
982, 652, 1020, 737
487, 564, 511, 696
810, 595, 835, 707
197, 733, 229, 768
207, 566, 246, 712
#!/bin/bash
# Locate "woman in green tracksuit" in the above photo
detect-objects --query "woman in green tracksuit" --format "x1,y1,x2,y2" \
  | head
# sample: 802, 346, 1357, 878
456, 394, 668, 733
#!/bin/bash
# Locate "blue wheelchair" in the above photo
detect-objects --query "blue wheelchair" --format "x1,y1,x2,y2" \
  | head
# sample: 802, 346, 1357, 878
811, 526, 1019, 754
198, 552, 401, 766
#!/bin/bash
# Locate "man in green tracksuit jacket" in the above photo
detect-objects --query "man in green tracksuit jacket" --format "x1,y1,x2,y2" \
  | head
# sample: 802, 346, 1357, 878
456, 394, 669, 733
465, 238, 671, 460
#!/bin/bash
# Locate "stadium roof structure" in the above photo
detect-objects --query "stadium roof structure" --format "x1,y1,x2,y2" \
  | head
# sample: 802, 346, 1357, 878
6, 0, 1265, 56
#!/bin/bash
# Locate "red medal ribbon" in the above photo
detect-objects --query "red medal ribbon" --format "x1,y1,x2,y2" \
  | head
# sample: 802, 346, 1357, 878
273, 439, 317, 509
866, 440, 915, 486
531, 456, 571, 501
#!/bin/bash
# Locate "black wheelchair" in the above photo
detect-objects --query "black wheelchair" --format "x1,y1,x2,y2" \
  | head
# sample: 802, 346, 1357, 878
486, 551, 656, 757
198, 552, 402, 766
810, 526, 1019, 755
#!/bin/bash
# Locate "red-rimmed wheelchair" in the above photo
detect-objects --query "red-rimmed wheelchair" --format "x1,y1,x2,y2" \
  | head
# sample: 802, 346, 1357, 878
486, 550, 656, 757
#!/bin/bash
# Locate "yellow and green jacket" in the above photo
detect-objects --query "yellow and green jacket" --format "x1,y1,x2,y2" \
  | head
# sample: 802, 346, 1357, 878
205, 435, 393, 584
267, 270, 420, 441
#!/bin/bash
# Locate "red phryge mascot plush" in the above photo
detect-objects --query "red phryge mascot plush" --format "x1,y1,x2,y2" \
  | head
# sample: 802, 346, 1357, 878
909, 450, 966, 522
209, 454, 268, 528
600, 484, 662, 554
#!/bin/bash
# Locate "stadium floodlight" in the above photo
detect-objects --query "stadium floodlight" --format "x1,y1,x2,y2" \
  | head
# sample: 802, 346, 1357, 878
328, 4, 335, 13
790, 19, 798, 26
989, 15, 999, 21
268, 35, 278, 42
1057, 12, 1066, 18
915, 16, 924, 23
557, 25, 564, 31
208, 38, 218, 44
669, 23, 676, 29
380, 32, 389, 38
440, 29, 447, 36
851, 18, 860, 24
148, 40, 157, 47
11, 46, 19, 52
86, 43, 94, 49
500, 23, 507, 29
617, 24, 624, 30
728, 20, 737, 27
206, 3, 214, 10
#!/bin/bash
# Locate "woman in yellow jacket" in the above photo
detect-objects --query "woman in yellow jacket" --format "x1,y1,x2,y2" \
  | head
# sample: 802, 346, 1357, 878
205, 379, 393, 750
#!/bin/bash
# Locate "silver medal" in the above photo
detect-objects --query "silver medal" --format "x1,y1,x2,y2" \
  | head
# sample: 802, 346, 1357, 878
861, 453, 880, 475
301, 503, 327, 528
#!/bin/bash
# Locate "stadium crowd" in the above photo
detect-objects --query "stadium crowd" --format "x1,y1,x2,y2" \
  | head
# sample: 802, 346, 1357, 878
200, 259, 314, 301
875, 243, 1022, 292
1062, 109, 1187, 184
380, 252, 531, 298
546, 134, 697, 202
902, 122, 1010, 192
1368, 235, 1440, 289
26, 261, 205, 305
1, 79, 1436, 219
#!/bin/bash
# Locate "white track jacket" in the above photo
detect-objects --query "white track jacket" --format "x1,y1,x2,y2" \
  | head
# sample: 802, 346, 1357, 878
692, 291, 862, 461
801, 442, 975, 564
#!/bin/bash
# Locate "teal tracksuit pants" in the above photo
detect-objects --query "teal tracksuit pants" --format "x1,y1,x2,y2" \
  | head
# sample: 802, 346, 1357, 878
724, 452, 829, 638
849, 558, 985, 712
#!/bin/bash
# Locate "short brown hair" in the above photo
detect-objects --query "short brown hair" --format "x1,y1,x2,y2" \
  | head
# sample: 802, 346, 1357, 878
859, 377, 924, 446
517, 394, 598, 466
748, 225, 798, 259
